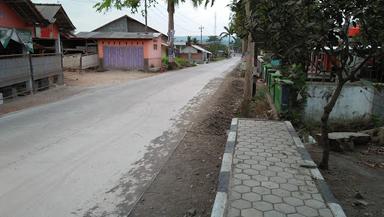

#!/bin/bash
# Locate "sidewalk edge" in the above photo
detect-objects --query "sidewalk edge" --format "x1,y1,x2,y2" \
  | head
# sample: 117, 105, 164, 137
284, 121, 347, 217
211, 118, 238, 217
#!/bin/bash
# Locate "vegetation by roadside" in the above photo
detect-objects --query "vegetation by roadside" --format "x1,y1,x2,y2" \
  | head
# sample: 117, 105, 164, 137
237, 81, 276, 120
162, 56, 196, 70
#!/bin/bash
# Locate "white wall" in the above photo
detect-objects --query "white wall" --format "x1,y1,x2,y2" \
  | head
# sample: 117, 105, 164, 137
304, 82, 375, 122
63, 54, 81, 69
373, 88, 384, 118
81, 54, 99, 70
63, 54, 99, 70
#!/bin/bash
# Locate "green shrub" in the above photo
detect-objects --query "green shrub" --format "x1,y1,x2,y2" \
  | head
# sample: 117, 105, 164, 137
175, 57, 190, 67
162, 56, 169, 65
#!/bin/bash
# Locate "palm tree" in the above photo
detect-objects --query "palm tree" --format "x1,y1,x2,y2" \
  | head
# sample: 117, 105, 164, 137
220, 25, 236, 54
95, 0, 215, 67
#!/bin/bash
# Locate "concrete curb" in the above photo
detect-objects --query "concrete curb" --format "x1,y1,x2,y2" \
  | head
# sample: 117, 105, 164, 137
211, 118, 238, 217
284, 121, 347, 217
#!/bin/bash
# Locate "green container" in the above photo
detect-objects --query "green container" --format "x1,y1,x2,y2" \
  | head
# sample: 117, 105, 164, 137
262, 63, 272, 80
274, 79, 283, 113
268, 72, 282, 99
266, 68, 277, 87
274, 79, 294, 113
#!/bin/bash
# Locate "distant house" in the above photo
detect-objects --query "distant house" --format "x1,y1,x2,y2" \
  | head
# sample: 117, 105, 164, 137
0, 0, 75, 98
179, 45, 212, 63
174, 41, 187, 55
77, 15, 168, 71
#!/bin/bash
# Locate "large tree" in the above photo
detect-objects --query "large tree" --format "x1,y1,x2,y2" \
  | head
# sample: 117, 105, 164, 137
94, 0, 214, 67
230, 0, 258, 103
246, 0, 384, 169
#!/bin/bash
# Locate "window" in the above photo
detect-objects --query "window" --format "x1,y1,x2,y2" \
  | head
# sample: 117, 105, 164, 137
153, 44, 158, 50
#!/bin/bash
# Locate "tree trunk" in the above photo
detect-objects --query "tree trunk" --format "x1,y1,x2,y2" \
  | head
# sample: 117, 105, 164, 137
319, 79, 346, 170
242, 38, 248, 55
228, 35, 231, 55
244, 0, 253, 102
167, 0, 175, 65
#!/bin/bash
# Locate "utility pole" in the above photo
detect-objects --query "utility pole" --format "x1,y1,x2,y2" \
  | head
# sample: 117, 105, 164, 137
214, 12, 217, 36
199, 25, 204, 44
144, 0, 148, 32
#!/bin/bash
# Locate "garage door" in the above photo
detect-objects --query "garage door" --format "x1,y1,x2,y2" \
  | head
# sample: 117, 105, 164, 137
103, 46, 144, 70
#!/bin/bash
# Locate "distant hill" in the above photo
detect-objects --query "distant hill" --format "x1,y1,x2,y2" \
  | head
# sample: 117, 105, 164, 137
174, 35, 230, 45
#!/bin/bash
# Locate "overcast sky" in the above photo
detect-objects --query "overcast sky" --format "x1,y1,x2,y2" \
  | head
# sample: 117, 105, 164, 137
31, 0, 233, 36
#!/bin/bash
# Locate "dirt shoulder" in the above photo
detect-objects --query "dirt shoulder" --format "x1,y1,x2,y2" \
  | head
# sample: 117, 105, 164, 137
0, 70, 157, 116
64, 70, 156, 87
129, 69, 244, 217
307, 144, 384, 217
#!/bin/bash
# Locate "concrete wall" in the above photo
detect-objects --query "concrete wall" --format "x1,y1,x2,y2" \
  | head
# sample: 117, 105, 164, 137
81, 54, 99, 69
63, 54, 81, 69
63, 54, 99, 70
304, 82, 375, 122
373, 87, 384, 119
179, 53, 204, 63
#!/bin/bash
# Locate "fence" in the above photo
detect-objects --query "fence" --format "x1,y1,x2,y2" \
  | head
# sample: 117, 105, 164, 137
63, 54, 81, 69
32, 53, 63, 79
63, 54, 99, 70
0, 53, 63, 96
0, 54, 31, 87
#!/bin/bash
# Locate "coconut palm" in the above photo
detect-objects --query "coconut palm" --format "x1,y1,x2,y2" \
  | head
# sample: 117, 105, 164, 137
220, 24, 236, 53
95, 0, 215, 66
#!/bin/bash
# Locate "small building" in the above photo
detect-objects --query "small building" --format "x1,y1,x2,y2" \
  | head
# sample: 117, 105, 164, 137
0, 0, 46, 55
0, 0, 75, 99
76, 32, 164, 70
77, 15, 168, 71
34, 3, 76, 53
179, 45, 212, 63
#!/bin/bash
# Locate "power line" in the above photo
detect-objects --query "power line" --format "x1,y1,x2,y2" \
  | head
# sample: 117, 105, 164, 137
149, 6, 200, 34
156, 2, 215, 29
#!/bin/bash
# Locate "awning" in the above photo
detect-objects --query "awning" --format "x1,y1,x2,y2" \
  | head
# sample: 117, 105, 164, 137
0, 28, 34, 52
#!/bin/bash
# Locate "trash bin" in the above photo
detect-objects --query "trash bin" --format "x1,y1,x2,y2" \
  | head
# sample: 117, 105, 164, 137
274, 79, 293, 113
263, 63, 273, 81
268, 71, 282, 99
271, 59, 282, 67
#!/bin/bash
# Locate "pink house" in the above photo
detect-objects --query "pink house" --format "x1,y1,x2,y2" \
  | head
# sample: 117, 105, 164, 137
77, 32, 164, 70
77, 15, 168, 71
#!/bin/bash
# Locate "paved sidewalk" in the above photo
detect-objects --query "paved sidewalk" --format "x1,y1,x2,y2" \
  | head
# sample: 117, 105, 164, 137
226, 120, 341, 217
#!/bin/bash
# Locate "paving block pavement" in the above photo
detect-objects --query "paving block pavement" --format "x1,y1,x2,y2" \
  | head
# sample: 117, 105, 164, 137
218, 119, 346, 217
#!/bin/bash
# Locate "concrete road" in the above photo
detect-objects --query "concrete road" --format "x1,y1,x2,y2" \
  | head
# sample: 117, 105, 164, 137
0, 57, 240, 217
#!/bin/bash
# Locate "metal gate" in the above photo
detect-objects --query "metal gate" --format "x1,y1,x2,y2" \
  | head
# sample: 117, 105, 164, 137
103, 46, 144, 70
